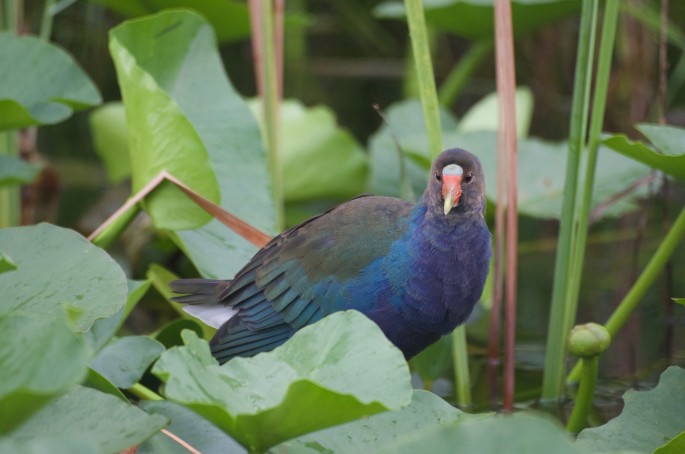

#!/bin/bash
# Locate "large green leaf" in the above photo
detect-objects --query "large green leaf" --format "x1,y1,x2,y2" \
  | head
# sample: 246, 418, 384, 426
152, 311, 412, 452
368, 100, 655, 219
91, 336, 165, 389
603, 124, 685, 180
138, 400, 246, 454
576, 366, 685, 454
272, 390, 484, 453
383, 411, 582, 454
638, 123, 685, 156
83, 367, 128, 402
83, 279, 152, 352
250, 99, 369, 202
0, 436, 96, 453
111, 10, 277, 277
375, 0, 579, 39
0, 33, 101, 131
0, 155, 42, 186
655, 430, 685, 454
0, 224, 127, 332
0, 314, 90, 433
459, 133, 656, 219
7, 385, 167, 453
110, 15, 220, 230
457, 87, 534, 137
89, 102, 130, 184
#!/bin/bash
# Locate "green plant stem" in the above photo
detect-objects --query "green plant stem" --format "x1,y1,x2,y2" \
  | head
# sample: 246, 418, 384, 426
438, 39, 492, 107
566, 356, 598, 433
3, 0, 16, 33
568, 205, 685, 383
564, 0, 619, 347
40, 0, 55, 40
404, 0, 443, 158
541, 0, 598, 401
128, 383, 163, 401
0, 132, 20, 228
451, 325, 471, 408
404, 0, 469, 404
260, 0, 284, 230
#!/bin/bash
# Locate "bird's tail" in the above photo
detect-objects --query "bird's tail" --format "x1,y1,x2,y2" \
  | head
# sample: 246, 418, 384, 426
169, 278, 233, 305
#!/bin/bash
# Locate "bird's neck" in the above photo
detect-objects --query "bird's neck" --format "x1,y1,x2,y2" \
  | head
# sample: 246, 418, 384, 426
403, 200, 490, 330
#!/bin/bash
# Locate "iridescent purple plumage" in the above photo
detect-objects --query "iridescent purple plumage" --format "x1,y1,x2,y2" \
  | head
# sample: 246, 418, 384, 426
171, 149, 491, 364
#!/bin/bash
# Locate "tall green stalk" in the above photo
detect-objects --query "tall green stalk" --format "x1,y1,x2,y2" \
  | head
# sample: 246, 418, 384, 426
3, 0, 17, 33
0, 1, 20, 228
0, 133, 20, 228
40, 0, 56, 40
404, 0, 442, 158
563, 0, 620, 360
259, 0, 284, 230
403, 0, 471, 406
541, 0, 598, 401
451, 325, 471, 408
542, 0, 620, 401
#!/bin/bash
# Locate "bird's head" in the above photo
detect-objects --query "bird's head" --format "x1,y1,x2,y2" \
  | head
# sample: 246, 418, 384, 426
428, 148, 486, 218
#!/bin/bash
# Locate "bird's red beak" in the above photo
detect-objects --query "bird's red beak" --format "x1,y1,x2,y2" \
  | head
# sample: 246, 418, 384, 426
442, 174, 462, 215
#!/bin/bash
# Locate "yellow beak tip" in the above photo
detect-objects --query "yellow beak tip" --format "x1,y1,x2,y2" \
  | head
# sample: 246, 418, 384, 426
444, 199, 454, 215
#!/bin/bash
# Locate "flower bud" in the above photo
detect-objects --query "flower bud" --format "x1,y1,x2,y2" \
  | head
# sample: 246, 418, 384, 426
568, 323, 611, 358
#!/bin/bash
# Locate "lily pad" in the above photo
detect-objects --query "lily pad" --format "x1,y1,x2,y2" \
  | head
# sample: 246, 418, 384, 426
369, 99, 656, 219
0, 33, 101, 130
0, 223, 127, 332
138, 400, 246, 454
638, 123, 685, 156
272, 390, 483, 453
0, 313, 90, 433
576, 366, 685, 453
83, 367, 128, 402
83, 279, 152, 352
457, 87, 533, 137
152, 311, 412, 452
381, 411, 582, 454
458, 133, 656, 220
91, 336, 165, 389
8, 385, 167, 453
249, 99, 369, 202
603, 135, 685, 181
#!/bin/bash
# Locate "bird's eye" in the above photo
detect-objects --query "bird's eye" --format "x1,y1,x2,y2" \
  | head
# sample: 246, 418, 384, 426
435, 173, 442, 182
463, 173, 474, 184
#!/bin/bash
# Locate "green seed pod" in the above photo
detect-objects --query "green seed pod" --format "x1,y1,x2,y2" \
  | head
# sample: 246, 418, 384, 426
568, 323, 611, 358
